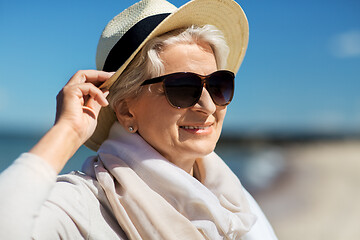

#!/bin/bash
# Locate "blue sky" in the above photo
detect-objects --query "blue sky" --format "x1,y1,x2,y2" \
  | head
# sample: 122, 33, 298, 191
0, 0, 359, 135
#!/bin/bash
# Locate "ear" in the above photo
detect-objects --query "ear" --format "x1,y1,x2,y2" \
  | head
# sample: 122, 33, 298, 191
114, 99, 138, 132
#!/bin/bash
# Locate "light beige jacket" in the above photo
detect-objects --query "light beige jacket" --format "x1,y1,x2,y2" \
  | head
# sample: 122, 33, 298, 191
0, 153, 277, 239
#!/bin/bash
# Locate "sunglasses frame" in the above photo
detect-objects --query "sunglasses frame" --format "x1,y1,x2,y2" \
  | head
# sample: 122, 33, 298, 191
141, 70, 235, 109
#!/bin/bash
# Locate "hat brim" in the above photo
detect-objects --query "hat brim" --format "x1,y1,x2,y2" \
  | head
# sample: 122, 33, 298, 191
85, 0, 249, 151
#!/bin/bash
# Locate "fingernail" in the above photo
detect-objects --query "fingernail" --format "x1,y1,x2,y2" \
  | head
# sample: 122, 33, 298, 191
103, 91, 110, 105
106, 72, 116, 76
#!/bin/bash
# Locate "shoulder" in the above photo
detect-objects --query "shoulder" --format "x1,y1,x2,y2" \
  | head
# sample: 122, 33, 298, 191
51, 171, 104, 207
38, 171, 124, 239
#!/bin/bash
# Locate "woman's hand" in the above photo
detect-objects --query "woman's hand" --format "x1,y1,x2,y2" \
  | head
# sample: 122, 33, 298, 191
55, 70, 112, 143
30, 70, 114, 173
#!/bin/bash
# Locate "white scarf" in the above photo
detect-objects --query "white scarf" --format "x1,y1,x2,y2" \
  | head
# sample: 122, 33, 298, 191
86, 122, 256, 239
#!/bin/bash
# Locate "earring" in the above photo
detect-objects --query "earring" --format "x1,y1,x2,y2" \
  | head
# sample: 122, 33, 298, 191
128, 126, 135, 133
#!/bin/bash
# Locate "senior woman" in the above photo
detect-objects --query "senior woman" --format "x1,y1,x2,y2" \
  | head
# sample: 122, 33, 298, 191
0, 0, 278, 239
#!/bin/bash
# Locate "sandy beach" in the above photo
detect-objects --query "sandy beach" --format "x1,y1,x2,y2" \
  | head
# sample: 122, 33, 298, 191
254, 140, 360, 239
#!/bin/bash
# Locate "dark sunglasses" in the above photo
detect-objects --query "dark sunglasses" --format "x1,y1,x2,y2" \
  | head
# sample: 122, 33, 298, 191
141, 70, 235, 109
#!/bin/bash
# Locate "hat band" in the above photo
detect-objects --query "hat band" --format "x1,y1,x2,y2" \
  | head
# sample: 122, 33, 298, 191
103, 13, 171, 72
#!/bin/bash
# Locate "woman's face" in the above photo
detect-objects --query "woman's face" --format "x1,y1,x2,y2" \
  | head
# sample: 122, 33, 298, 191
126, 42, 227, 172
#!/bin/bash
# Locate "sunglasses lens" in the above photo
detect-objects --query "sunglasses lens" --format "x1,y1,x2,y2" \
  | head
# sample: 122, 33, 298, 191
163, 73, 202, 108
207, 71, 234, 106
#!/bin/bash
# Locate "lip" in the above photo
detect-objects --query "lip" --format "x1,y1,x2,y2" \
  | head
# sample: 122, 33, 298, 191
179, 122, 214, 135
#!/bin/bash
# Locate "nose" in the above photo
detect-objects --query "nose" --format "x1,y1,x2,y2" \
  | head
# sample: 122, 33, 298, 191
191, 87, 217, 114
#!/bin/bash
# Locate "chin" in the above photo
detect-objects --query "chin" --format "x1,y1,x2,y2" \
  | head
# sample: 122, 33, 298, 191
185, 139, 217, 157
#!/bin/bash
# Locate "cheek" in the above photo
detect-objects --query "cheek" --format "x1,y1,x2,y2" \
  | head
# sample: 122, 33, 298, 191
137, 103, 179, 129
134, 99, 182, 146
215, 107, 227, 125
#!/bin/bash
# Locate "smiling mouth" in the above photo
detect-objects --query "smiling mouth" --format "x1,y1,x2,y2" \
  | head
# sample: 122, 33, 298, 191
180, 126, 210, 130
179, 123, 214, 135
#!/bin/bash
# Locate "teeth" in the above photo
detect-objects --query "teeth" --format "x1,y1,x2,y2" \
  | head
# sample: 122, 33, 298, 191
181, 126, 208, 130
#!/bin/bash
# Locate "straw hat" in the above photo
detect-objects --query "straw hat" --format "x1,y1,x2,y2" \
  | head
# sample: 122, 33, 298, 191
85, 0, 249, 151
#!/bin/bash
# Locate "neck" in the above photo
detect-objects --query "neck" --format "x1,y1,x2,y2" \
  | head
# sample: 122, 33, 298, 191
166, 155, 196, 175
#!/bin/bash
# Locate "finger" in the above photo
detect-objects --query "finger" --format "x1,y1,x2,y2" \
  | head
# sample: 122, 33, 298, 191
63, 83, 108, 107
67, 70, 114, 87
78, 83, 109, 107
86, 90, 109, 108
83, 90, 109, 120
82, 106, 96, 120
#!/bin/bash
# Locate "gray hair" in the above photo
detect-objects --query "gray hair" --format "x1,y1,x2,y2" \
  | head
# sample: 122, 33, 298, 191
108, 24, 230, 112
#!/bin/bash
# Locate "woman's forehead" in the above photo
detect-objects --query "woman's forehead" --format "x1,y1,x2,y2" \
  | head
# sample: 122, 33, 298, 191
160, 42, 217, 74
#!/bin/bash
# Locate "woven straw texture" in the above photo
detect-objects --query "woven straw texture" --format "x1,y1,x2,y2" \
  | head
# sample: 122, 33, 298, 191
96, 0, 177, 71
